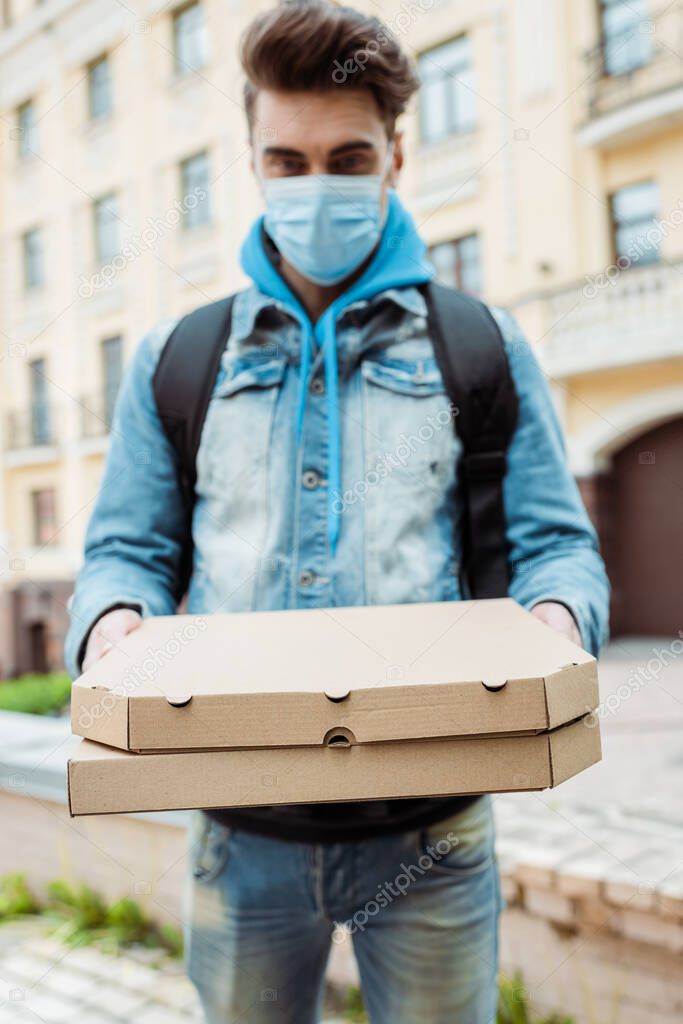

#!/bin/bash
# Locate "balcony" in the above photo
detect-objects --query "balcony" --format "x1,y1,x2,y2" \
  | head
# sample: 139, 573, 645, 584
5, 408, 56, 452
580, 2, 683, 148
539, 259, 683, 378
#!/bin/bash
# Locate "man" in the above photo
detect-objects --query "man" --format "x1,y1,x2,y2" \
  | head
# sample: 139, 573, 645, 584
65, 2, 609, 1021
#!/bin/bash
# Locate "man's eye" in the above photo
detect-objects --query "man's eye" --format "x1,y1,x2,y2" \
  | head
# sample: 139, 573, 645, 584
330, 154, 371, 174
269, 157, 306, 176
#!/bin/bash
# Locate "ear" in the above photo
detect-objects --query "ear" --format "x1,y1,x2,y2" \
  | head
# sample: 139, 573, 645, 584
388, 131, 404, 186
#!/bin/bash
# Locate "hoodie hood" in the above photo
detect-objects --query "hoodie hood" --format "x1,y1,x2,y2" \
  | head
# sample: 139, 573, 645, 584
239, 189, 435, 554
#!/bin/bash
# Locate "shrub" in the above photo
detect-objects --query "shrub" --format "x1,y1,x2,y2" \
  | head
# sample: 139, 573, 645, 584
0, 673, 71, 715
0, 874, 182, 958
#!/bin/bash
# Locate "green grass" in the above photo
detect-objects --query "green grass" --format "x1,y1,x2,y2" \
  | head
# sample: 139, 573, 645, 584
0, 673, 71, 716
0, 873, 41, 919
498, 973, 575, 1024
0, 874, 182, 958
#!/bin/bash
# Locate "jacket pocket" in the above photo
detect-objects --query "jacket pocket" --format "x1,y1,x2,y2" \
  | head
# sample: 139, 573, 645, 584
361, 354, 456, 480
361, 355, 445, 398
214, 354, 288, 399
198, 354, 288, 490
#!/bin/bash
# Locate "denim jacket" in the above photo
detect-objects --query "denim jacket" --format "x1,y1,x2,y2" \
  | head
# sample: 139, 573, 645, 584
65, 197, 609, 677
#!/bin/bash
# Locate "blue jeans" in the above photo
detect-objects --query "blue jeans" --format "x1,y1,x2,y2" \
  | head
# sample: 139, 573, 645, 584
185, 796, 501, 1024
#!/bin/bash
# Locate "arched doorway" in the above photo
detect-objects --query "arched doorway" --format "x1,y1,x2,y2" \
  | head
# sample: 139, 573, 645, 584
607, 417, 683, 636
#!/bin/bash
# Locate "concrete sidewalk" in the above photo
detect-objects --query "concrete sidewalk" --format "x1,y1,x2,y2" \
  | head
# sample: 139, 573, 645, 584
0, 923, 347, 1023
0, 923, 200, 1023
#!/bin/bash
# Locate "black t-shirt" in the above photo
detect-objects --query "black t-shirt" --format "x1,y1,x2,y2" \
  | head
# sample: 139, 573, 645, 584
206, 795, 479, 843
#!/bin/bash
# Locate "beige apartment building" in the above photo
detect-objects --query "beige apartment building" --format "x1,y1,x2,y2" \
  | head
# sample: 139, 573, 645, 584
0, 0, 681, 676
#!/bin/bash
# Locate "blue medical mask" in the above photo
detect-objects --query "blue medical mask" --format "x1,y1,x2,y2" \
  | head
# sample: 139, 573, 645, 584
262, 153, 392, 286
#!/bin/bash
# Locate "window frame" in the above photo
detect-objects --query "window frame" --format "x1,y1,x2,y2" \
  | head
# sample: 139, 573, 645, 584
93, 193, 121, 266
172, 1, 208, 75
179, 150, 212, 230
29, 358, 51, 447
609, 180, 660, 268
88, 54, 114, 122
22, 226, 45, 290
101, 335, 124, 429
31, 487, 57, 547
599, 0, 651, 77
17, 99, 39, 159
418, 34, 477, 144
429, 233, 483, 296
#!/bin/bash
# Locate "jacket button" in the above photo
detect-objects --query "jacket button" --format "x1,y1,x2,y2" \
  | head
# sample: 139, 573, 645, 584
310, 376, 325, 395
298, 570, 316, 587
302, 469, 321, 490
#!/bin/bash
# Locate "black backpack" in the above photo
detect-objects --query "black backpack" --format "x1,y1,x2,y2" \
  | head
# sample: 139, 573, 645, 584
152, 282, 519, 602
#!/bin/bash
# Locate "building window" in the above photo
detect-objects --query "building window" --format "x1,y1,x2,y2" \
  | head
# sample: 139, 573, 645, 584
180, 151, 212, 229
610, 181, 660, 267
93, 193, 120, 265
17, 100, 39, 158
22, 228, 44, 290
173, 2, 207, 74
31, 488, 57, 546
102, 335, 123, 428
88, 55, 113, 121
29, 359, 51, 446
600, 0, 651, 76
429, 234, 483, 296
418, 36, 476, 144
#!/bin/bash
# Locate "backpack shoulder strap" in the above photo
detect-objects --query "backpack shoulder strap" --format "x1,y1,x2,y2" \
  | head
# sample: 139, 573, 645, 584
152, 294, 236, 600
153, 295, 236, 493
422, 281, 519, 599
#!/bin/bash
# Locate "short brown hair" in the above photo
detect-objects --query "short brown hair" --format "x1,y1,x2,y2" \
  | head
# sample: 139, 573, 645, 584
240, 0, 419, 137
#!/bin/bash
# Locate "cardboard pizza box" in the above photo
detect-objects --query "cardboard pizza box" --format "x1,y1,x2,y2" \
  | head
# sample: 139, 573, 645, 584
71, 598, 598, 754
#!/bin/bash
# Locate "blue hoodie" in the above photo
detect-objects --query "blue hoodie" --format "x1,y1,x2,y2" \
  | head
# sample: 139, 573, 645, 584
240, 190, 434, 552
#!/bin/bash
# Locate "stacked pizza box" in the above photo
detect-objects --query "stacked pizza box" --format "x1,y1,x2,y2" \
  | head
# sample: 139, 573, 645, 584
68, 598, 601, 816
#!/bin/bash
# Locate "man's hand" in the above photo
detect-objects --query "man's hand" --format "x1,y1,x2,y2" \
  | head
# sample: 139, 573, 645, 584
82, 607, 142, 672
531, 601, 582, 646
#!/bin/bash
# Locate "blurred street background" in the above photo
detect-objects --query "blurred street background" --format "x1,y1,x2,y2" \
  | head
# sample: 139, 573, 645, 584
0, 1, 681, 1022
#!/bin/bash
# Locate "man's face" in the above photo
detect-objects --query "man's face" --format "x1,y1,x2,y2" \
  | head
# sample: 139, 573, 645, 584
251, 88, 403, 205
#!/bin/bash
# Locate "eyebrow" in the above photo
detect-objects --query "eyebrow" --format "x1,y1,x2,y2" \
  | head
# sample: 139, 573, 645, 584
262, 146, 306, 159
328, 140, 376, 157
262, 140, 376, 160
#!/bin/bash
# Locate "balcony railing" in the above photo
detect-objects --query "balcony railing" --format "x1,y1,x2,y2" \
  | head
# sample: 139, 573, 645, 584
539, 259, 683, 378
6, 407, 56, 450
584, 2, 683, 125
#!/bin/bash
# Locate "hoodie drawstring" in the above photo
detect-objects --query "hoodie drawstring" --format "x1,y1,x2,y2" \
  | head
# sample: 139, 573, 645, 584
321, 313, 341, 555
295, 319, 313, 439
295, 312, 341, 556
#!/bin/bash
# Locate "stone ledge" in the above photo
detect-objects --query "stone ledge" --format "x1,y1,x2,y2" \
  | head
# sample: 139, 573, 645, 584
495, 792, 683, 956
